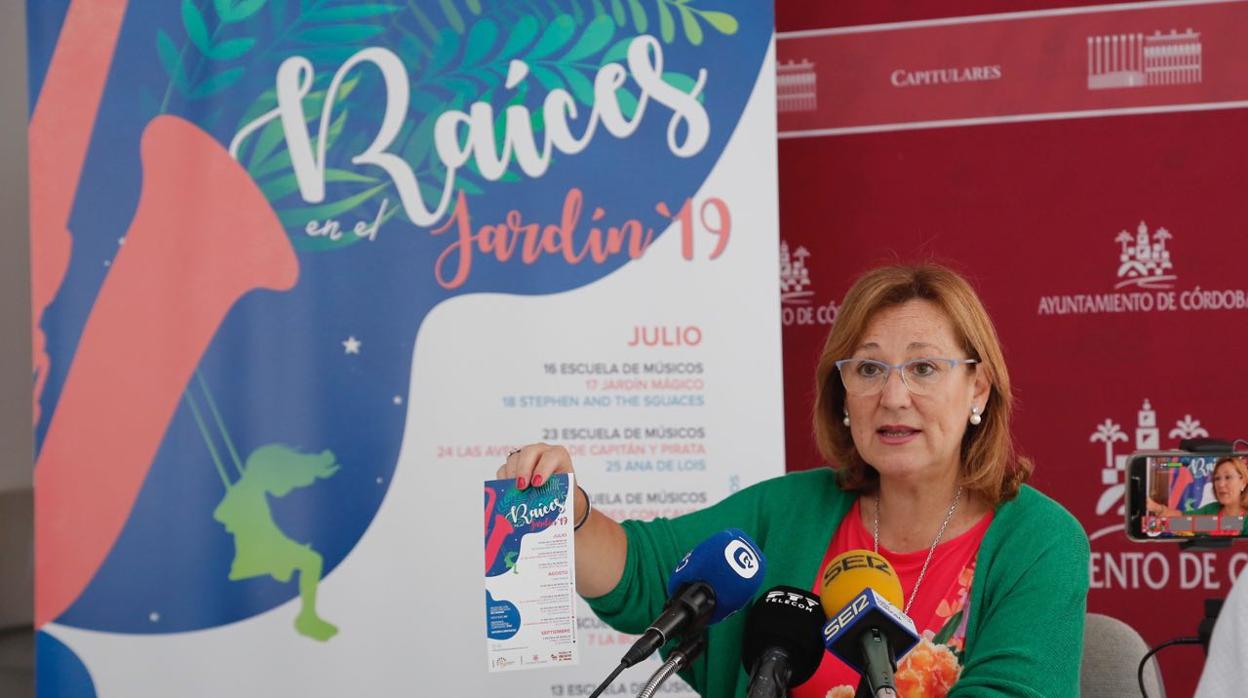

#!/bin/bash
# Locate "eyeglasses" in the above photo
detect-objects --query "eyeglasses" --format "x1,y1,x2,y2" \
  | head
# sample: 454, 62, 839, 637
834, 358, 979, 397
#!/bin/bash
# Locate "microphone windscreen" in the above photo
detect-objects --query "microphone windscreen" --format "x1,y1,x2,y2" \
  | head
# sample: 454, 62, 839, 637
819, 549, 904, 618
741, 586, 827, 686
668, 528, 766, 624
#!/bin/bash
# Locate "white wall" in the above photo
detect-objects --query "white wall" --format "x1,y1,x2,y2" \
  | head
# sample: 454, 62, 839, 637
0, 0, 32, 493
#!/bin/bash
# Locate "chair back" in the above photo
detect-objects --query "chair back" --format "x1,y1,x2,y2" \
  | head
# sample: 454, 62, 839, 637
1082, 612, 1165, 697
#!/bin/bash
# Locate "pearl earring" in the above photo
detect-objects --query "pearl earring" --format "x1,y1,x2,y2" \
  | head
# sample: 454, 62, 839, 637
843, 412, 850, 427
969, 406, 982, 426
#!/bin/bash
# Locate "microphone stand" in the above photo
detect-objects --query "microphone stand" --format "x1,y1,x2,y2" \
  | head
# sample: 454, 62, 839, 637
854, 628, 899, 698
745, 646, 793, 698
635, 632, 707, 698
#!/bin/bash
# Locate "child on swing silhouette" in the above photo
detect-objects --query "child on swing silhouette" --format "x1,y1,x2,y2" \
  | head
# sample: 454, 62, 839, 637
213, 444, 341, 641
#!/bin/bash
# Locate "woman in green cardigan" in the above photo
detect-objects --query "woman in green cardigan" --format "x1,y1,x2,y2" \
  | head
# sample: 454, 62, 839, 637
498, 263, 1090, 697
1148, 456, 1248, 535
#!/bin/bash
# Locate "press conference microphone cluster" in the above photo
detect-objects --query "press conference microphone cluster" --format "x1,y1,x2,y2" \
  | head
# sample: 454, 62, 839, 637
820, 550, 919, 698
587, 529, 766, 698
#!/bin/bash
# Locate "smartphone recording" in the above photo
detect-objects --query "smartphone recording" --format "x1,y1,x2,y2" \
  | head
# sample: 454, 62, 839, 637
1127, 451, 1248, 542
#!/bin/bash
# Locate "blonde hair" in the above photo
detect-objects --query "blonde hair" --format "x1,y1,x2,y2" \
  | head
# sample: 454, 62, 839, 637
813, 263, 1032, 505
1214, 457, 1248, 510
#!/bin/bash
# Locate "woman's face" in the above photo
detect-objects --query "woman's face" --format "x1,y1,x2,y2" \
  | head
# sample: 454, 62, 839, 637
844, 299, 989, 484
1212, 461, 1247, 509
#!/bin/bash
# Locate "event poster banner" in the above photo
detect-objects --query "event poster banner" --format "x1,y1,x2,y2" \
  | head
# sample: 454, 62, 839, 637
777, 1, 1248, 695
27, 1, 781, 696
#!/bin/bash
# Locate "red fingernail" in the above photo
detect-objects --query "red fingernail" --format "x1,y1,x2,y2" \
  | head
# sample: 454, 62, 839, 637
516, 476, 526, 489
532, 474, 544, 487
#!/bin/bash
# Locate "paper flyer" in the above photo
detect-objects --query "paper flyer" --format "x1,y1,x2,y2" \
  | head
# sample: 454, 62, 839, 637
484, 473, 578, 672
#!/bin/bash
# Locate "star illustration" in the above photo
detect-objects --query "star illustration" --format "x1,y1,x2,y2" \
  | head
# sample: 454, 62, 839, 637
342, 336, 362, 354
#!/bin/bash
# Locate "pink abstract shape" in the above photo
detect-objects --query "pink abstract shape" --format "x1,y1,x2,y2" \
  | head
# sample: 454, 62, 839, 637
484, 487, 497, 530
484, 486, 515, 573
1169, 467, 1193, 509
28, 0, 129, 425
35, 115, 299, 627
484, 515, 516, 574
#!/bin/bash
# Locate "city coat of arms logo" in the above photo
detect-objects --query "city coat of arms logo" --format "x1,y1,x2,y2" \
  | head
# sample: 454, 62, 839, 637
1115, 221, 1176, 289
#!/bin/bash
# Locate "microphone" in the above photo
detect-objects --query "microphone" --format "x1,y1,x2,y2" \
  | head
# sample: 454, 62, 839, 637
741, 586, 826, 698
588, 530, 765, 698
620, 528, 766, 667
819, 550, 918, 698
819, 549, 904, 616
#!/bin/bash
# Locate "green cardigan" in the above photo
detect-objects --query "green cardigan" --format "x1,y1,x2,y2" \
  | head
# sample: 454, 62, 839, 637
585, 468, 1090, 697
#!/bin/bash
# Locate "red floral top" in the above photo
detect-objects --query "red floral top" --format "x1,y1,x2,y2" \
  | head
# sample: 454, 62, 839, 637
791, 498, 994, 698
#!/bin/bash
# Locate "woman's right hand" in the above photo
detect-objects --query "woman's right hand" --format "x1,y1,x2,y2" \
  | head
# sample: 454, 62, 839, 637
1147, 498, 1178, 516
495, 442, 573, 491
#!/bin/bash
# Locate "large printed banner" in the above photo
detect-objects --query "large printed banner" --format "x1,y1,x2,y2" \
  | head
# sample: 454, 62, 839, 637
27, 1, 780, 696
777, 1, 1248, 695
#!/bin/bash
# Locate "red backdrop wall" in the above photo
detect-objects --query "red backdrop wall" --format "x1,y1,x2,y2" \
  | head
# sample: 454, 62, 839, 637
776, 2, 1248, 695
